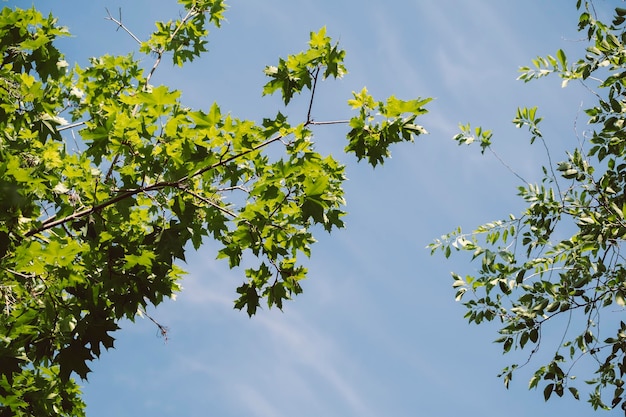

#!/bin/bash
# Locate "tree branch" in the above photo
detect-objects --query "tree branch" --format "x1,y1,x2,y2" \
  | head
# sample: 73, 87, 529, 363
25, 132, 286, 238
139, 307, 169, 342
486, 145, 529, 184
103, 7, 204, 181
182, 188, 237, 218
306, 66, 320, 124
105, 8, 143, 45
25, 181, 176, 237
57, 121, 86, 132
180, 133, 285, 183
307, 119, 350, 126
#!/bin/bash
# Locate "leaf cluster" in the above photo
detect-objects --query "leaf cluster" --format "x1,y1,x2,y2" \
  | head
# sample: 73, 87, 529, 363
431, 1, 626, 412
346, 88, 430, 167
0, 3, 431, 415
262, 26, 346, 105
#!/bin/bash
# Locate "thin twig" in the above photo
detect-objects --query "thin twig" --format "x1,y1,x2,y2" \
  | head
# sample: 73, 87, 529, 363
307, 119, 350, 126
58, 121, 86, 132
105, 8, 142, 45
217, 185, 249, 193
488, 147, 529, 184
5, 269, 35, 279
183, 188, 237, 218
538, 136, 563, 202
306, 66, 320, 124
140, 307, 169, 342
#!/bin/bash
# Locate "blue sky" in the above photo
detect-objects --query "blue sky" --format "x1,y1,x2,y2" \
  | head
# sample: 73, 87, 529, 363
9, 0, 621, 415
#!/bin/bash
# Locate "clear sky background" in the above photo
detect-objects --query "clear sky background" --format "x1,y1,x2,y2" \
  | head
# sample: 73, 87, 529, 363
8, 0, 622, 415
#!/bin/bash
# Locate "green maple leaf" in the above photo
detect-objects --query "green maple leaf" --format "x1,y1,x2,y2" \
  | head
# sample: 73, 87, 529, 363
57, 343, 93, 382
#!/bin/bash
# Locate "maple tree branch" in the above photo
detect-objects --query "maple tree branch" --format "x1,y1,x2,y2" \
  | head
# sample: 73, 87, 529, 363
25, 182, 176, 237
25, 132, 287, 238
181, 133, 285, 182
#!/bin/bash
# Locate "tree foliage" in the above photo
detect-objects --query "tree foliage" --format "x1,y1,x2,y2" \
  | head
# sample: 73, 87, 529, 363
430, 1, 626, 413
0, 2, 430, 415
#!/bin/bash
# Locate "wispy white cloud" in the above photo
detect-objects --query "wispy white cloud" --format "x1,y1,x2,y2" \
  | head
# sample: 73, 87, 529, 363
159, 250, 380, 417
163, 296, 380, 416
361, 5, 431, 95
414, 1, 529, 92
259, 314, 374, 416
231, 384, 284, 417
